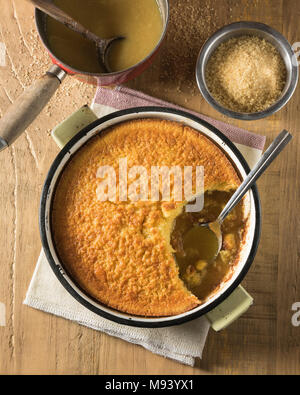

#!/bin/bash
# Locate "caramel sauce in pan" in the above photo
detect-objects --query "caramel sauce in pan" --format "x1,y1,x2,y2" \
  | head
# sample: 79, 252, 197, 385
47, 0, 163, 73
171, 191, 246, 301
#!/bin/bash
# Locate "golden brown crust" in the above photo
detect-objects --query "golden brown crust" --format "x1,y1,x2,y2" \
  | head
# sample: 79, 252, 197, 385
52, 119, 241, 316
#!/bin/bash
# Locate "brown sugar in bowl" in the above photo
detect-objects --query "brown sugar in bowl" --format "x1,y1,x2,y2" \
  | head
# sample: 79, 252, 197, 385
196, 22, 298, 120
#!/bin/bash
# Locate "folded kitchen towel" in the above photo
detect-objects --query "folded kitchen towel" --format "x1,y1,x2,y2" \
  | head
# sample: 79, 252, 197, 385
24, 86, 266, 367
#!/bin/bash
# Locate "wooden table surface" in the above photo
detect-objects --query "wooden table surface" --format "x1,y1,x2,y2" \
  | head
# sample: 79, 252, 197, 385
0, 0, 299, 375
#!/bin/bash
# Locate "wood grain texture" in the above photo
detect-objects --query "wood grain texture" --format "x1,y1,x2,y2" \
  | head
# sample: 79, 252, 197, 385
0, 0, 299, 375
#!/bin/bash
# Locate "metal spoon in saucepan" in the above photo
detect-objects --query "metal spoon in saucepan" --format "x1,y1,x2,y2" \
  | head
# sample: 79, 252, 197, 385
30, 0, 124, 72
184, 130, 293, 262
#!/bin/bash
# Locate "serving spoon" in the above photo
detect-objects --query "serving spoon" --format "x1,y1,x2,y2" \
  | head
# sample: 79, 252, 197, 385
184, 130, 292, 262
30, 0, 124, 72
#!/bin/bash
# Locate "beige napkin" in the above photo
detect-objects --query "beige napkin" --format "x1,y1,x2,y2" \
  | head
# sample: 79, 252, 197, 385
25, 251, 210, 366
24, 87, 265, 366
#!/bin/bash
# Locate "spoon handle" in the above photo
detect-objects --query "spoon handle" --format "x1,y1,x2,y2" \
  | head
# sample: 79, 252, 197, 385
30, 0, 99, 42
218, 130, 292, 223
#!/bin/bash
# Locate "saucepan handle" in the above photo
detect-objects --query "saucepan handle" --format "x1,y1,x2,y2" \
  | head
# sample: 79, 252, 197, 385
0, 65, 66, 152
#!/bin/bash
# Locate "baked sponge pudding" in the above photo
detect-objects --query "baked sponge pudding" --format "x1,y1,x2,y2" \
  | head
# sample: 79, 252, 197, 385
52, 119, 246, 317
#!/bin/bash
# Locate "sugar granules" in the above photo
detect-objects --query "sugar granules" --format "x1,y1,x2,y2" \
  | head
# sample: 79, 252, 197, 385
205, 35, 287, 113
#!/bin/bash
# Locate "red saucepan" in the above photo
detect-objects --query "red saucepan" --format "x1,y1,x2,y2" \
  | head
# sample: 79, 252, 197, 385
0, 0, 169, 152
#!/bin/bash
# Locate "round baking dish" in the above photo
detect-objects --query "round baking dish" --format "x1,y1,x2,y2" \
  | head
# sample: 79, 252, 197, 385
40, 107, 261, 328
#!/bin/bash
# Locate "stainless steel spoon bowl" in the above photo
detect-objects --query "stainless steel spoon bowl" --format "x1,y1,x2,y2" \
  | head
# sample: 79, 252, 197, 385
186, 130, 292, 260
